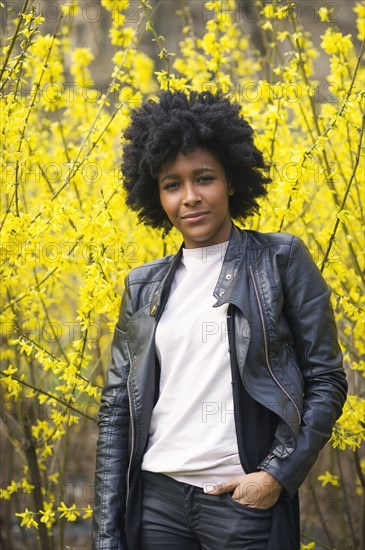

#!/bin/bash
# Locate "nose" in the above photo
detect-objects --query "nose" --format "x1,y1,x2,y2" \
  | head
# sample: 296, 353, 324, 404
182, 182, 201, 205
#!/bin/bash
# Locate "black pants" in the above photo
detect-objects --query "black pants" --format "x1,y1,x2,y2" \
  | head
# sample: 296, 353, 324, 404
141, 471, 273, 550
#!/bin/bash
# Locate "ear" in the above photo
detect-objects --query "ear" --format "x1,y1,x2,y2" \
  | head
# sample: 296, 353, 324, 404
228, 186, 235, 196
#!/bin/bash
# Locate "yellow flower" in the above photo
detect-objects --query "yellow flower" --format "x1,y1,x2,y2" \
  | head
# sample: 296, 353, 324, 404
15, 509, 39, 529
18, 339, 33, 356
72, 47, 94, 67
201, 33, 216, 56
331, 395, 365, 451
321, 29, 353, 55
262, 5, 275, 19
204, 2, 219, 14
1, 0, 364, 542
277, 31, 289, 42
29, 34, 56, 58
354, 2, 365, 39
82, 504, 93, 519
3, 364, 17, 375
261, 20, 273, 31
129, 52, 154, 95
48, 473, 60, 484
276, 6, 289, 20
0, 479, 34, 500
110, 26, 134, 47
318, 7, 331, 22
57, 502, 80, 521
317, 470, 340, 488
40, 503, 55, 526
62, 1, 79, 18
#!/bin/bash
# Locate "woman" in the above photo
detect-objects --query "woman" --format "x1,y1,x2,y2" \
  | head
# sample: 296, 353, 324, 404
92, 90, 347, 550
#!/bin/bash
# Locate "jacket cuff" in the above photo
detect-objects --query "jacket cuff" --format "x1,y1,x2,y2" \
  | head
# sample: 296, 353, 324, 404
258, 455, 299, 498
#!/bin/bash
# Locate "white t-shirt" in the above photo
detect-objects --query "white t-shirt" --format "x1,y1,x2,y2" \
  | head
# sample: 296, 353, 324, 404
141, 241, 245, 492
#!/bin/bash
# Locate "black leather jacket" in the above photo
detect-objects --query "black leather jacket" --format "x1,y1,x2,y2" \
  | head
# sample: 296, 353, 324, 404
92, 224, 347, 550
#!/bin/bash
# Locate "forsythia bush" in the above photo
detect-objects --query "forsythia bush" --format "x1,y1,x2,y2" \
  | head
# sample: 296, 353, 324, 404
0, 1, 364, 548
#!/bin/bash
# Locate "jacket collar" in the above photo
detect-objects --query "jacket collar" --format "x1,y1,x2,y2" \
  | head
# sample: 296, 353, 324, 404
211, 223, 250, 316
149, 223, 249, 318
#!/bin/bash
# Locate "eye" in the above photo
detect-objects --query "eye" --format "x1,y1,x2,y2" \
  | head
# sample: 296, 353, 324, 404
163, 182, 180, 191
197, 175, 215, 183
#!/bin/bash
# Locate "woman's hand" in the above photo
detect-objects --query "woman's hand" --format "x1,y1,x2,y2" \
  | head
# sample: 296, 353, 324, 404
207, 471, 283, 510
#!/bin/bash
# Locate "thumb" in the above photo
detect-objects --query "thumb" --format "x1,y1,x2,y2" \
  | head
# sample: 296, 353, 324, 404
206, 479, 239, 495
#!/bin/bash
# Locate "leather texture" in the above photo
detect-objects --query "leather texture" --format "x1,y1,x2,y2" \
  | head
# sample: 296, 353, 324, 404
92, 224, 347, 550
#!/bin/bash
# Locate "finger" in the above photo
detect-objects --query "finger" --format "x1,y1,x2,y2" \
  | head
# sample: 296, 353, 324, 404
233, 500, 267, 510
207, 479, 238, 495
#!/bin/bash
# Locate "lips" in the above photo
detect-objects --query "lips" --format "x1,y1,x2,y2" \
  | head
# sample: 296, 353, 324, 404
181, 211, 209, 219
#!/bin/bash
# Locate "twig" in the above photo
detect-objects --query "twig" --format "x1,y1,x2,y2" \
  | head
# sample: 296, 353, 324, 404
320, 111, 365, 273
0, 371, 96, 422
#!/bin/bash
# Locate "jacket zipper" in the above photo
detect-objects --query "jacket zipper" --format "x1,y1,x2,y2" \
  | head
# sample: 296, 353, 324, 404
126, 347, 135, 503
249, 265, 301, 425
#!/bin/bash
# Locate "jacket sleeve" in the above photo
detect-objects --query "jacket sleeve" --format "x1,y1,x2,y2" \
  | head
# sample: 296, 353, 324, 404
92, 276, 134, 550
259, 236, 348, 497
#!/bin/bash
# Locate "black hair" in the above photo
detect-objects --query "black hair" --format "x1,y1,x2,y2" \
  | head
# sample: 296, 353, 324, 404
122, 90, 271, 233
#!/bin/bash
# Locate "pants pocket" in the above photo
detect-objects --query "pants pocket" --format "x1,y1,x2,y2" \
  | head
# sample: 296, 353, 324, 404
224, 492, 273, 515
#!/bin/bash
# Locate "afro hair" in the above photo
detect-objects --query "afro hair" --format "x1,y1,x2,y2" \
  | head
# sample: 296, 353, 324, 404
121, 90, 271, 233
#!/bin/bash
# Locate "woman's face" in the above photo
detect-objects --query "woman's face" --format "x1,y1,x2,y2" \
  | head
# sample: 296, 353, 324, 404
157, 147, 234, 249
